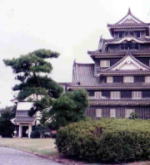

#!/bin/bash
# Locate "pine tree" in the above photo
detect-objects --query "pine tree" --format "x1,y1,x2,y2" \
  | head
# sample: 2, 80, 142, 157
4, 49, 63, 113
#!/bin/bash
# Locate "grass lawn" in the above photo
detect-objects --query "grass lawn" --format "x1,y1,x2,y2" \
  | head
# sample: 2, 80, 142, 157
0, 138, 58, 156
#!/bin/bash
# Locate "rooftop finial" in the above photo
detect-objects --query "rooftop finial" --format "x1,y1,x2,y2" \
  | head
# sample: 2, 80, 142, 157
128, 8, 131, 15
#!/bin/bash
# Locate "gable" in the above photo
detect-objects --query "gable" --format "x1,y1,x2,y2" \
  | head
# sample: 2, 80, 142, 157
118, 14, 141, 25
111, 56, 149, 71
116, 9, 144, 25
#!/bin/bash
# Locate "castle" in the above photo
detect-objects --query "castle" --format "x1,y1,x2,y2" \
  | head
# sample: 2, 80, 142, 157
66, 9, 150, 119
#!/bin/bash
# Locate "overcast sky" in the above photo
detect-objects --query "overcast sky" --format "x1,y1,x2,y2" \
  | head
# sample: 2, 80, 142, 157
0, 0, 150, 107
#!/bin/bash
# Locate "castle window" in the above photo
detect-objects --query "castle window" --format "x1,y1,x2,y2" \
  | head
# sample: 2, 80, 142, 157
143, 90, 150, 98
132, 91, 142, 99
110, 108, 116, 118
121, 91, 132, 98
125, 32, 128, 36
95, 91, 101, 99
135, 43, 139, 49
114, 76, 123, 83
134, 76, 144, 83
96, 109, 102, 118
125, 109, 134, 118
145, 76, 150, 83
119, 32, 123, 38
121, 44, 125, 50
100, 60, 110, 68
106, 76, 113, 83
130, 32, 134, 36
135, 31, 140, 38
88, 91, 94, 96
124, 76, 134, 83
101, 91, 110, 98
110, 91, 120, 99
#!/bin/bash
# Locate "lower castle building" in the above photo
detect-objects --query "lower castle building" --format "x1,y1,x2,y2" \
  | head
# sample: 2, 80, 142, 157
63, 9, 150, 119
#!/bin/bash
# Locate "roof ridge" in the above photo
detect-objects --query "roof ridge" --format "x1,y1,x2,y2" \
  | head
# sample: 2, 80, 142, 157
111, 9, 145, 25
75, 62, 94, 65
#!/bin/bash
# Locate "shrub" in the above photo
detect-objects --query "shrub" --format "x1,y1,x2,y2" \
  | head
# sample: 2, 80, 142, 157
129, 112, 138, 119
0, 108, 15, 137
31, 125, 51, 138
31, 130, 40, 138
56, 119, 150, 163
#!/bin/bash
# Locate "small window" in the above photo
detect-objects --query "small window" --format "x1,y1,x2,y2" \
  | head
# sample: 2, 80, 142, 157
110, 91, 120, 99
88, 91, 95, 96
110, 109, 116, 118
132, 91, 142, 99
101, 91, 110, 98
121, 44, 124, 50
124, 76, 134, 83
135, 43, 139, 49
134, 76, 144, 83
119, 32, 123, 38
95, 91, 101, 99
121, 91, 132, 98
130, 32, 134, 36
136, 31, 140, 38
125, 109, 134, 118
143, 90, 150, 98
145, 76, 150, 83
114, 76, 123, 83
125, 32, 128, 36
100, 60, 110, 68
96, 109, 102, 118
106, 76, 113, 83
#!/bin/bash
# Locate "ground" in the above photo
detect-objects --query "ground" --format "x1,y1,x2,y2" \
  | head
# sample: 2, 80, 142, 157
0, 147, 61, 165
0, 138, 57, 156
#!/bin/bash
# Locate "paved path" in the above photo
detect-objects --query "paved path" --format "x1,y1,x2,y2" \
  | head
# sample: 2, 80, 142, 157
0, 147, 62, 165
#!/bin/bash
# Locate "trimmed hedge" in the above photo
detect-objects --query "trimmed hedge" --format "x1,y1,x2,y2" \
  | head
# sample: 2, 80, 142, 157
56, 119, 150, 163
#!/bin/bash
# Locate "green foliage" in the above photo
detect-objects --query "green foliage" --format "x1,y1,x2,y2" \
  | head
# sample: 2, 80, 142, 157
31, 125, 51, 138
4, 49, 59, 75
56, 119, 150, 163
0, 107, 15, 137
129, 112, 138, 119
4, 49, 63, 118
49, 90, 88, 129
4, 49, 62, 102
30, 129, 41, 138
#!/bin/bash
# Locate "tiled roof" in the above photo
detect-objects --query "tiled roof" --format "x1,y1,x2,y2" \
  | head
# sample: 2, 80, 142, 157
15, 110, 35, 123
88, 50, 150, 57
69, 83, 150, 90
72, 62, 99, 86
99, 70, 150, 76
108, 9, 147, 28
89, 99, 150, 106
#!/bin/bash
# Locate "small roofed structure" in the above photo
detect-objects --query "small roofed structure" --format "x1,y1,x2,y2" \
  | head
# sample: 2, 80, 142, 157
14, 102, 36, 138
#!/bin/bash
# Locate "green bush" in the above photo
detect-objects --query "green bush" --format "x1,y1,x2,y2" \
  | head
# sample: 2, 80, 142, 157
30, 130, 40, 138
56, 119, 150, 163
0, 108, 15, 137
